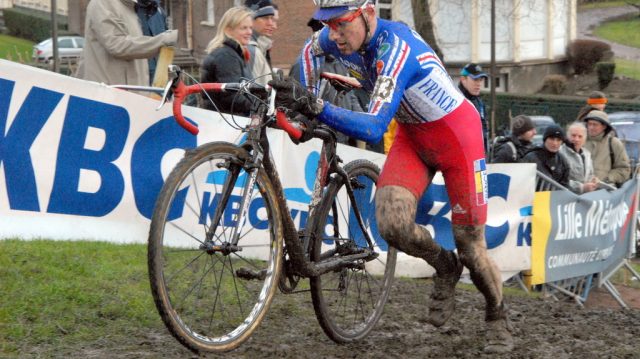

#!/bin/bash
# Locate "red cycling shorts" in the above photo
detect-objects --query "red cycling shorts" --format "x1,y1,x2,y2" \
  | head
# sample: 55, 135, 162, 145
377, 100, 488, 225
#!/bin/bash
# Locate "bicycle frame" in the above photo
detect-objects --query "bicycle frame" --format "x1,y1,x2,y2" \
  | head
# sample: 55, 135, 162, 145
166, 68, 378, 278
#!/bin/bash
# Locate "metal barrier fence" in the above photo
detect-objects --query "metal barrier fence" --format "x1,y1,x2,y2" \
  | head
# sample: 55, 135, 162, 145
523, 170, 639, 308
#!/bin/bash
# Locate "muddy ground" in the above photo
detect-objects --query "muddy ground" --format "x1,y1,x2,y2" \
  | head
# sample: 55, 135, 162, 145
58, 275, 640, 359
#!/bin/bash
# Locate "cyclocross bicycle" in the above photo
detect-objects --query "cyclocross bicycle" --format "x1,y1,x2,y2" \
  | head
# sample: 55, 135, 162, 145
147, 65, 397, 353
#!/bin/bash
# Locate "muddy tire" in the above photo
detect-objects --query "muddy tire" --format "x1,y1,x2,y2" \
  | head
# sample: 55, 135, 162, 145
148, 142, 283, 353
310, 159, 397, 343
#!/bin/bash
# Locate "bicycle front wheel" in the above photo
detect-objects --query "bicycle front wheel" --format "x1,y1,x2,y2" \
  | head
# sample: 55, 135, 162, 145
148, 142, 283, 353
310, 159, 397, 343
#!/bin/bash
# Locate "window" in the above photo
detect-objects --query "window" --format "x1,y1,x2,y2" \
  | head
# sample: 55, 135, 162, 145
203, 0, 215, 26
58, 38, 74, 48
377, 0, 392, 20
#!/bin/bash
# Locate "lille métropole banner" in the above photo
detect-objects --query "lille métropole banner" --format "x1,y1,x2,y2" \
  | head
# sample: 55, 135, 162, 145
530, 179, 638, 285
0, 60, 533, 279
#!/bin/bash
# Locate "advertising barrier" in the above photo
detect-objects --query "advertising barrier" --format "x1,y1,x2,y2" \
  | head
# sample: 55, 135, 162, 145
530, 179, 638, 285
0, 60, 533, 278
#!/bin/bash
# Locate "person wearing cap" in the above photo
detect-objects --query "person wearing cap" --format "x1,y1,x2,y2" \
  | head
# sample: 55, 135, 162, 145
583, 110, 631, 187
559, 122, 598, 194
459, 63, 489, 152
244, 0, 278, 85
490, 115, 536, 163
576, 91, 608, 122
523, 125, 570, 190
269, 0, 513, 353
289, 18, 372, 149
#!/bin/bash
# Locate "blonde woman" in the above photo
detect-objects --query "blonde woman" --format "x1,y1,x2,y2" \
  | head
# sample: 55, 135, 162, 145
200, 6, 255, 115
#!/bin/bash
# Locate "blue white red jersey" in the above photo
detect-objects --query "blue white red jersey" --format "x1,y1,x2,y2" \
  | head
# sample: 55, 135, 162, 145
298, 18, 466, 143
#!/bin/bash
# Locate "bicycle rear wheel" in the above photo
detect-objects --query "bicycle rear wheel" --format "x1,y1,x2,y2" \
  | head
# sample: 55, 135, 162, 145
310, 159, 397, 343
148, 142, 283, 353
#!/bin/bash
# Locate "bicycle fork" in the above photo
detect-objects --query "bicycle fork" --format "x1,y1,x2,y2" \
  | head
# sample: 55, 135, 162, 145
202, 150, 263, 255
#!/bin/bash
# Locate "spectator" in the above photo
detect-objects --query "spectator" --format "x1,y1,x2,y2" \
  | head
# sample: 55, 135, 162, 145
244, 0, 278, 85
76, 0, 177, 86
136, 0, 169, 84
458, 63, 489, 152
523, 125, 570, 190
576, 90, 607, 122
200, 7, 255, 116
583, 110, 631, 187
559, 122, 598, 194
490, 115, 536, 163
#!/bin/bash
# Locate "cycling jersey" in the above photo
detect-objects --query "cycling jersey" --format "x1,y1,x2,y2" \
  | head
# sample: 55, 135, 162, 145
299, 19, 466, 143
297, 18, 487, 225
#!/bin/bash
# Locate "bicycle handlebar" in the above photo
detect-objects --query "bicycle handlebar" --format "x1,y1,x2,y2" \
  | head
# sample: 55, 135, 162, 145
165, 66, 302, 141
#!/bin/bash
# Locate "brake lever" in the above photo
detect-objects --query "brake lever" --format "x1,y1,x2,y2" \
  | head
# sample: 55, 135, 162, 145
156, 64, 182, 110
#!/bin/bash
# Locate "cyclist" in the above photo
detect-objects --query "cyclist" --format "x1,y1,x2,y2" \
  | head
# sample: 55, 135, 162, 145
269, 0, 512, 353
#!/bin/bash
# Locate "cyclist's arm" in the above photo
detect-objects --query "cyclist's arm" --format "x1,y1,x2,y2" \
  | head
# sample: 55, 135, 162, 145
298, 30, 328, 96
316, 36, 415, 143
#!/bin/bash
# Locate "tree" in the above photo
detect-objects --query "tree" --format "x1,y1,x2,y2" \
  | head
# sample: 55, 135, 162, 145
411, 0, 443, 60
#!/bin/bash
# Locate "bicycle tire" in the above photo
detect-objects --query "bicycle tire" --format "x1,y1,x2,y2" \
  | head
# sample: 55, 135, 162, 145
310, 159, 397, 343
148, 142, 283, 353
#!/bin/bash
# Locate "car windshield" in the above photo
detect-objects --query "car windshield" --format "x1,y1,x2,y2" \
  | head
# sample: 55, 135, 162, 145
612, 121, 640, 143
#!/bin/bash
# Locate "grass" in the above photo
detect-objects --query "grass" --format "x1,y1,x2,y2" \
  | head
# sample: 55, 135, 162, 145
614, 57, 640, 80
579, 1, 631, 10
594, 16, 640, 48
0, 239, 160, 355
0, 34, 34, 63
0, 239, 637, 356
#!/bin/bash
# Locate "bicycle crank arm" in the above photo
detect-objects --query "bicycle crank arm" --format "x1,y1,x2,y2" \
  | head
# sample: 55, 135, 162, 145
307, 250, 379, 277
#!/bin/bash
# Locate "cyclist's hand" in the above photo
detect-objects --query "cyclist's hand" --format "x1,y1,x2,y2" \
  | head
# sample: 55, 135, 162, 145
269, 78, 324, 118
289, 112, 316, 144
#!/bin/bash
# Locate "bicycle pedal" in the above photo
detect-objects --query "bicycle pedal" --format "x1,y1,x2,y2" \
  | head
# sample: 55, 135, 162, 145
235, 268, 267, 280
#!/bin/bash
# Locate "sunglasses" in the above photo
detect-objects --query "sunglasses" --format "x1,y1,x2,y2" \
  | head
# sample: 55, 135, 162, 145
321, 7, 363, 32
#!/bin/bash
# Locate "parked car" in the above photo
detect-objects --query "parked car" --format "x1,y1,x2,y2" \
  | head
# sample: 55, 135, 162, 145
609, 111, 640, 170
529, 115, 557, 146
32, 36, 85, 64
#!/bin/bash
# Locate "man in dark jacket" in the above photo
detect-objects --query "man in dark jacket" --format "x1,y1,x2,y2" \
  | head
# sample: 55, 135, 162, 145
523, 125, 570, 190
458, 63, 489, 152
491, 115, 536, 163
136, 0, 168, 84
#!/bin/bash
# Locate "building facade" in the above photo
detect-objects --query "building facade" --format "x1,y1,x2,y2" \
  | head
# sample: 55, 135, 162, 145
0, 0, 68, 15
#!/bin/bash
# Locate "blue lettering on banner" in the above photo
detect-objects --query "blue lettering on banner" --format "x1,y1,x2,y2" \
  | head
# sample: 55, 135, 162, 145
0, 79, 63, 211
132, 117, 196, 220
48, 96, 129, 216
0, 78, 531, 251
416, 173, 516, 250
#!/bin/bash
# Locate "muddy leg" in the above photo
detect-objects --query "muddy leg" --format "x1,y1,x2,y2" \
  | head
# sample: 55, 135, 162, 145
376, 185, 462, 327
452, 224, 513, 353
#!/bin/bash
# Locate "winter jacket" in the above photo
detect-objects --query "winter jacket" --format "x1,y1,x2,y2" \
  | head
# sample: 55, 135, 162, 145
491, 135, 535, 163
584, 132, 631, 187
200, 39, 255, 116
523, 147, 570, 190
247, 32, 273, 86
559, 143, 594, 194
136, 0, 168, 84
458, 82, 488, 152
76, 0, 177, 86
